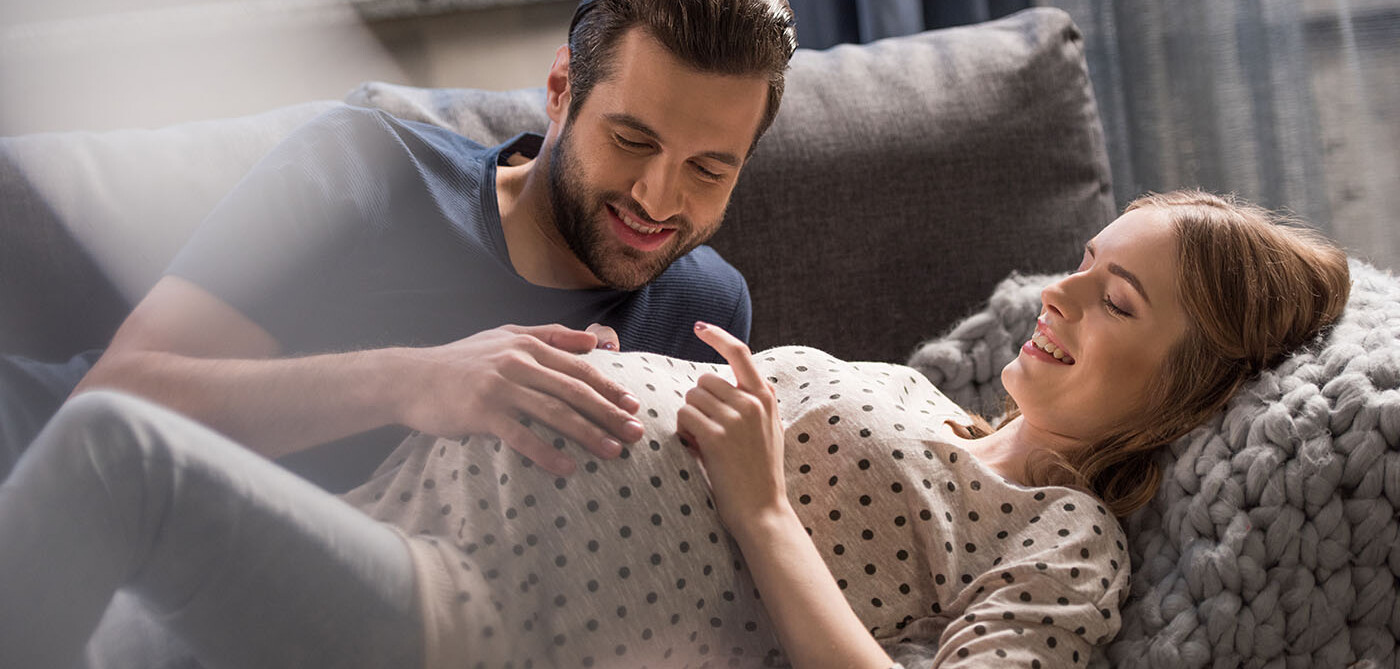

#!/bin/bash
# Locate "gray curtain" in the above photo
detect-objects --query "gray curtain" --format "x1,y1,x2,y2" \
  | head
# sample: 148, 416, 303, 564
789, 0, 1031, 48
1040, 0, 1400, 270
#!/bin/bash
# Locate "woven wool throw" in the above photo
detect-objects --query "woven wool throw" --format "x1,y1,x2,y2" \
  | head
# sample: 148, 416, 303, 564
907, 261, 1400, 668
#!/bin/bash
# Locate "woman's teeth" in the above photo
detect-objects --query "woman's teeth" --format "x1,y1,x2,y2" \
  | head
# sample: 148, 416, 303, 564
1031, 333, 1075, 364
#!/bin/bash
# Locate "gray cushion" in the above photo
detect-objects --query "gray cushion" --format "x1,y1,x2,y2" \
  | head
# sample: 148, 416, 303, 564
345, 6, 1114, 363
908, 261, 1400, 668
0, 101, 340, 359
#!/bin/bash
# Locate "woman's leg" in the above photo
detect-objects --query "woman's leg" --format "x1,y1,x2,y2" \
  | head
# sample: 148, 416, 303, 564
0, 390, 423, 669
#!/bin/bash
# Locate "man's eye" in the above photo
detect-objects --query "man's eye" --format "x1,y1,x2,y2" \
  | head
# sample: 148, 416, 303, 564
693, 163, 722, 180
615, 135, 650, 150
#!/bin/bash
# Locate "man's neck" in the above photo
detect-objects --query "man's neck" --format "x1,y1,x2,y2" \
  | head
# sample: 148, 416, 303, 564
495, 153, 604, 290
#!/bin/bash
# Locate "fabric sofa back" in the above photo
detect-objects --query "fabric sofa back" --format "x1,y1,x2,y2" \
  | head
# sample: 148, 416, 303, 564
1, 7, 1112, 364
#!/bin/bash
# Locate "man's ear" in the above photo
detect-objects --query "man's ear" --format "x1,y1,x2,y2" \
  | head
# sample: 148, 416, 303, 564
546, 44, 572, 125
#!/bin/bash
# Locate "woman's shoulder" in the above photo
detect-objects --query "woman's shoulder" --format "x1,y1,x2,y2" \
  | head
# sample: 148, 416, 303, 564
940, 448, 1129, 599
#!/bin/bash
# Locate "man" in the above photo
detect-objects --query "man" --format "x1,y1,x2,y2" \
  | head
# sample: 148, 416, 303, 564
68, 0, 798, 486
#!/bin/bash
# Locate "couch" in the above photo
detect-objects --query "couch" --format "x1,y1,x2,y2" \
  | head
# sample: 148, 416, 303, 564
3, 7, 1396, 668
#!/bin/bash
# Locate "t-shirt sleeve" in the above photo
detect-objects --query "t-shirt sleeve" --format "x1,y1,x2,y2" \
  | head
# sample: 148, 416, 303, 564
165, 106, 410, 347
725, 273, 753, 345
928, 530, 1130, 668
930, 574, 1111, 667
605, 245, 753, 363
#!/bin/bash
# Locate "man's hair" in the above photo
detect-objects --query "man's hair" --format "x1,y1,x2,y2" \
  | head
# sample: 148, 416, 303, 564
566, 0, 797, 155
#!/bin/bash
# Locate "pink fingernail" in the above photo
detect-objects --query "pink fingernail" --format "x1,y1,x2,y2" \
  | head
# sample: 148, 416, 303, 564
694, 321, 709, 331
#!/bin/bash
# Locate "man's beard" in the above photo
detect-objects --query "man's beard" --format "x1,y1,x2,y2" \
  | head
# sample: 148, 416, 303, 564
546, 125, 712, 291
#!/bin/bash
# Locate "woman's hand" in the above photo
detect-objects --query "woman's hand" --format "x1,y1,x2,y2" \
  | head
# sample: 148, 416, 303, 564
682, 323, 893, 669
676, 321, 790, 533
584, 323, 620, 351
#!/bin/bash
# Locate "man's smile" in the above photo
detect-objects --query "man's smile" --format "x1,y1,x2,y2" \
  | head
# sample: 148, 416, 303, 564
606, 203, 677, 251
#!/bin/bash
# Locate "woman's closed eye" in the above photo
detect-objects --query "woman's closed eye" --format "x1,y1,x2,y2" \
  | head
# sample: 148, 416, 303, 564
1103, 294, 1133, 317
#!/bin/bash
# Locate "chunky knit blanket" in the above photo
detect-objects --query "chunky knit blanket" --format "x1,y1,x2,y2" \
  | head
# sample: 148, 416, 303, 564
907, 261, 1399, 668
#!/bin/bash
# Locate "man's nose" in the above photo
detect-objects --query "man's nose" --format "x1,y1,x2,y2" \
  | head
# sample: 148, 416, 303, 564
631, 161, 683, 224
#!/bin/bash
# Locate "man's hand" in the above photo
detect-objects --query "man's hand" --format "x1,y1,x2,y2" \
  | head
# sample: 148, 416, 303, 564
393, 324, 643, 476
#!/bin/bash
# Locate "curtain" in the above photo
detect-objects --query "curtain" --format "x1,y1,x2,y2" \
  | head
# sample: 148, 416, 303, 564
788, 0, 1031, 48
1039, 0, 1400, 270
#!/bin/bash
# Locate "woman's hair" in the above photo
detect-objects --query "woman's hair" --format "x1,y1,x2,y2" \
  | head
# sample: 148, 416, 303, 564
566, 0, 797, 156
979, 190, 1351, 517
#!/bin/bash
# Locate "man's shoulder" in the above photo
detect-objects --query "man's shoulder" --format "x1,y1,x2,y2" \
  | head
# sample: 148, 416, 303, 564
648, 245, 746, 295
629, 244, 752, 348
302, 105, 495, 161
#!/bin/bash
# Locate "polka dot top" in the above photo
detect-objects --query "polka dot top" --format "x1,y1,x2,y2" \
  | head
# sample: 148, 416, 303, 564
343, 346, 1130, 669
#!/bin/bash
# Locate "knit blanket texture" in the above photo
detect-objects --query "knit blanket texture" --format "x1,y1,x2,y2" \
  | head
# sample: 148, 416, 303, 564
907, 261, 1399, 668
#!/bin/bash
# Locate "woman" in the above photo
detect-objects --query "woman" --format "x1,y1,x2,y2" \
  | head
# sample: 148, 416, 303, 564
0, 190, 1350, 668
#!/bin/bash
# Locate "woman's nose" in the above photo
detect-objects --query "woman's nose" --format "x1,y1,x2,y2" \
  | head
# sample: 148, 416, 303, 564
1041, 275, 1082, 321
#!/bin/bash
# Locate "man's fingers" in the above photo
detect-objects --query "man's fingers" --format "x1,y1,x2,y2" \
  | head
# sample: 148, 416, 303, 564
510, 384, 626, 460
494, 418, 576, 476
693, 321, 764, 393
509, 323, 598, 354
522, 340, 643, 419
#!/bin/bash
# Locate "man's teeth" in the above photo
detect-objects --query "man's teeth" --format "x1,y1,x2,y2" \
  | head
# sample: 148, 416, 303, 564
619, 210, 665, 235
1031, 333, 1074, 363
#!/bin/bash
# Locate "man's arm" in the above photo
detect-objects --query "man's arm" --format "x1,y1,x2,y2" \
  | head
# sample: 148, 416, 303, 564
75, 276, 644, 474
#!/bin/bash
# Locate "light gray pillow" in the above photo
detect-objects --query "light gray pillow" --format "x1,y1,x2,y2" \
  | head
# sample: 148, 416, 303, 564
0, 100, 340, 358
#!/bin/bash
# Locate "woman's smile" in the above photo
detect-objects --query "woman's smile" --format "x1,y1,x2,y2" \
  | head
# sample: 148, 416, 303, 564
1026, 322, 1076, 364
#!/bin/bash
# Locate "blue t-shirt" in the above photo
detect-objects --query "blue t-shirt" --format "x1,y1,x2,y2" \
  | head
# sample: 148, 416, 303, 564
168, 106, 751, 364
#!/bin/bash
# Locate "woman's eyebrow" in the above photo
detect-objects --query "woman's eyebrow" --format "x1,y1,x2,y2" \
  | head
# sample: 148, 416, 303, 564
1109, 263, 1150, 305
1086, 242, 1151, 304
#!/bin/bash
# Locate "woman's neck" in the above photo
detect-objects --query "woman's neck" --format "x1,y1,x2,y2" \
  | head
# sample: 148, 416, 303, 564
956, 415, 1081, 487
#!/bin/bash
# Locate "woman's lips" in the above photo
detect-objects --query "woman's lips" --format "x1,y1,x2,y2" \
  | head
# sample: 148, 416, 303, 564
1025, 323, 1075, 364
606, 204, 676, 252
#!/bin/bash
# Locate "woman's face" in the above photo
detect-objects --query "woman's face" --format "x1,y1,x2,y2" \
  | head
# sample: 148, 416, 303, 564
1001, 207, 1191, 447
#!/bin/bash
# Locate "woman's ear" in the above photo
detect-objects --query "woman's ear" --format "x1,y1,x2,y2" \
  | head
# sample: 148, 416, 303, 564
546, 44, 573, 125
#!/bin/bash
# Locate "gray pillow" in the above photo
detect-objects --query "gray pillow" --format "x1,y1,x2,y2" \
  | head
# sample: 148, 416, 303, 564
908, 260, 1400, 668
345, 6, 1113, 364
0, 100, 341, 359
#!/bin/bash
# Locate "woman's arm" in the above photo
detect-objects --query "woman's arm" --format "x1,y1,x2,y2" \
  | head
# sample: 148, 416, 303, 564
679, 321, 894, 669
728, 503, 894, 669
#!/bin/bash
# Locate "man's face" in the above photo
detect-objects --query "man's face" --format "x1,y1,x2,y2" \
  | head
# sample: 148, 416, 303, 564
545, 28, 770, 290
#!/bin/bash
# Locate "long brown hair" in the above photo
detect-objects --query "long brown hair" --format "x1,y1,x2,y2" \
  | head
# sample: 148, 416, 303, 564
980, 190, 1351, 517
